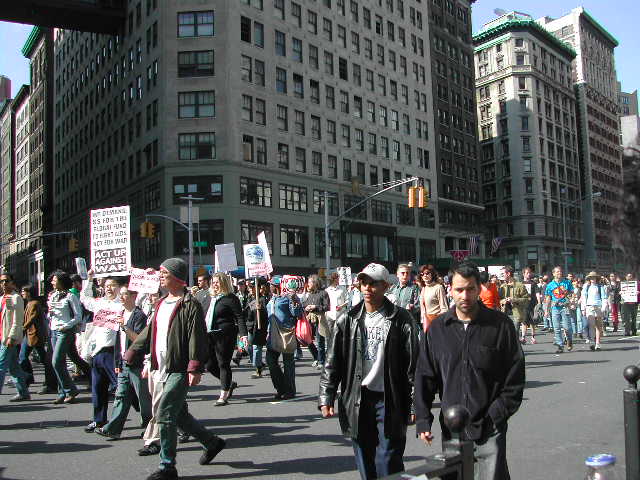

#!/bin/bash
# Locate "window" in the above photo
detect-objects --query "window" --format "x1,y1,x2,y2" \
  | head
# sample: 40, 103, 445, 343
241, 55, 252, 82
312, 151, 323, 176
278, 143, 289, 169
294, 110, 305, 135
396, 204, 415, 225
279, 184, 308, 211
173, 175, 222, 203
308, 10, 318, 34
328, 155, 338, 178
292, 38, 303, 62
241, 221, 273, 252
344, 194, 367, 219
315, 228, 341, 259
280, 225, 309, 257
255, 59, 265, 86
178, 91, 215, 117
313, 190, 339, 215
311, 115, 321, 140
274, 0, 285, 19
276, 104, 288, 131
293, 74, 304, 98
275, 30, 286, 56
178, 50, 214, 77
178, 11, 214, 37
178, 133, 216, 160
240, 177, 272, 207
343, 158, 352, 181
371, 199, 392, 222
174, 220, 223, 256
242, 95, 253, 121
254, 22, 264, 47
255, 98, 266, 125
309, 44, 319, 69
276, 68, 287, 93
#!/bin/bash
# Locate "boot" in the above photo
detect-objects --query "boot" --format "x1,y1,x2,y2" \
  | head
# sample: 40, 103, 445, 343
251, 368, 263, 379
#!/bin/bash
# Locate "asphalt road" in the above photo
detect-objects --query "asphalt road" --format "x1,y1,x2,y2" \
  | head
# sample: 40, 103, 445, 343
0, 328, 637, 480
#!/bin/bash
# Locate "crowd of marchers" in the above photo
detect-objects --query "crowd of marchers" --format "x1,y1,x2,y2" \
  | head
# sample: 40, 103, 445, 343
0, 258, 637, 480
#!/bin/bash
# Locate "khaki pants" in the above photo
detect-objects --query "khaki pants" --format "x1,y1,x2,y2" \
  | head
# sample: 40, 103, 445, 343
142, 369, 165, 446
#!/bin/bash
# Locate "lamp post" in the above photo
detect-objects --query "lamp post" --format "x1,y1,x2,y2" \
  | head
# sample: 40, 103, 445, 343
562, 191, 602, 274
180, 195, 203, 287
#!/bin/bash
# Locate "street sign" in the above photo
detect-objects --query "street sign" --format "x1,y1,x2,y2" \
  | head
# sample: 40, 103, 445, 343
179, 206, 200, 223
193, 241, 208, 247
561, 251, 572, 255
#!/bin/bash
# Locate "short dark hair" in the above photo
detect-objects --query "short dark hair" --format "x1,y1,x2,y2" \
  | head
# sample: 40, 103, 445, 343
479, 270, 489, 284
104, 276, 124, 286
48, 270, 72, 290
0, 272, 15, 281
70, 274, 82, 284
451, 261, 481, 286
504, 265, 515, 274
197, 273, 211, 281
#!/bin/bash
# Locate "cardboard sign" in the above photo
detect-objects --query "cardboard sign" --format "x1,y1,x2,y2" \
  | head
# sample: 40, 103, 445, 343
337, 267, 352, 286
90, 206, 131, 277
243, 244, 270, 278
128, 268, 161, 294
488, 265, 506, 281
92, 308, 124, 331
621, 281, 638, 303
281, 275, 306, 294
215, 243, 238, 273
257, 231, 273, 274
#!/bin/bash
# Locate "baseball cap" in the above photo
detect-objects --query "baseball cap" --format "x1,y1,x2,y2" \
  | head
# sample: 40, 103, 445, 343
357, 263, 390, 283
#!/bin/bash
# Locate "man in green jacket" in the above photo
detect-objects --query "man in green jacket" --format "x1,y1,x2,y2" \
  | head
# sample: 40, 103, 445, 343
498, 266, 530, 344
125, 258, 225, 480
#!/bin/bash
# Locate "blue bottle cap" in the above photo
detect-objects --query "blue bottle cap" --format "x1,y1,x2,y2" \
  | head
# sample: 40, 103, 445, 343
585, 454, 616, 467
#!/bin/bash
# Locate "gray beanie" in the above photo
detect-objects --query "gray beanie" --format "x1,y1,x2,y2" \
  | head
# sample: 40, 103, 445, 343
160, 258, 188, 283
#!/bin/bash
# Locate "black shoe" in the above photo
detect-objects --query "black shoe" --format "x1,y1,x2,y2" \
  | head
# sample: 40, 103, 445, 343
273, 393, 283, 401
138, 443, 161, 456
84, 421, 105, 433
228, 381, 238, 400
555, 346, 564, 354
178, 433, 190, 443
95, 426, 121, 440
590, 344, 596, 351
199, 437, 226, 465
146, 467, 178, 480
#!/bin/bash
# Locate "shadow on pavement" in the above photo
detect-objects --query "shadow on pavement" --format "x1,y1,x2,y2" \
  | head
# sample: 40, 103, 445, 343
524, 380, 561, 389
526, 359, 610, 368
0, 419, 87, 430
0, 440, 111, 455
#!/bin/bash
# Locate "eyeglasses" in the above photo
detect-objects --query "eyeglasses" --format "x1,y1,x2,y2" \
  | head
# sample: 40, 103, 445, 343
0, 279, 9, 284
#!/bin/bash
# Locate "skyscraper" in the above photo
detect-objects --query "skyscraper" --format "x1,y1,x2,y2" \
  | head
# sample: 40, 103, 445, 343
0, 75, 10, 103
51, 1, 440, 275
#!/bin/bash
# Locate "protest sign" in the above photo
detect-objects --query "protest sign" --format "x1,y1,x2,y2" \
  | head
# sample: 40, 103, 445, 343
243, 244, 270, 278
90, 206, 131, 277
488, 265, 506, 281
257, 231, 273, 274
215, 243, 238, 273
92, 308, 124, 331
621, 281, 638, 303
75, 257, 88, 280
337, 267, 352, 286
128, 268, 161, 294
281, 275, 306, 294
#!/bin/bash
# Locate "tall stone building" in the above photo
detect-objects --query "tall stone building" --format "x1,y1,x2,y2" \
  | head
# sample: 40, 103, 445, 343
0, 99, 14, 268
473, 12, 581, 272
538, 7, 623, 270
427, 0, 484, 262
51, 1, 439, 276
618, 82, 638, 117
0, 76, 10, 103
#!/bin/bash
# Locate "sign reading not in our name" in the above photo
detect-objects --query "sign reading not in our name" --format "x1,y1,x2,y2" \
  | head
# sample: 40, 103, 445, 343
90, 206, 132, 278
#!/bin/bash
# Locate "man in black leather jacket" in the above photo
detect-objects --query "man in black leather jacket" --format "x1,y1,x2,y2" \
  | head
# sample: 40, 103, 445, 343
319, 263, 418, 480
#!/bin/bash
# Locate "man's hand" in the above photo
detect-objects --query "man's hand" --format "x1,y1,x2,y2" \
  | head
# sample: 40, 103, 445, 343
188, 372, 202, 386
407, 414, 416, 425
87, 268, 95, 279
320, 405, 334, 418
141, 366, 149, 379
419, 431, 434, 446
305, 305, 315, 312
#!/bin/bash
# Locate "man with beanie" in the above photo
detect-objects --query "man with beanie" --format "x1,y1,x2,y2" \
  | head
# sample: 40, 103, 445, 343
124, 258, 225, 480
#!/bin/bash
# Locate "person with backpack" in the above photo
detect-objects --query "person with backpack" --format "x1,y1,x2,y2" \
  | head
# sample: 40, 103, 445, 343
580, 271, 609, 351
265, 281, 303, 400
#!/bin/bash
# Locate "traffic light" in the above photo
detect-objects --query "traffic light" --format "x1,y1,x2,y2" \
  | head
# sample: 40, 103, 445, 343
140, 221, 155, 238
417, 186, 428, 208
408, 186, 417, 208
68, 238, 79, 253
351, 178, 361, 195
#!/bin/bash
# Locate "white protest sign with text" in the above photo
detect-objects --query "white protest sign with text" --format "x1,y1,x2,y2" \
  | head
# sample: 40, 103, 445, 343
215, 243, 238, 273
621, 281, 638, 303
337, 267, 352, 286
243, 244, 270, 278
92, 308, 124, 331
90, 206, 131, 277
257, 232, 273, 274
128, 268, 161, 294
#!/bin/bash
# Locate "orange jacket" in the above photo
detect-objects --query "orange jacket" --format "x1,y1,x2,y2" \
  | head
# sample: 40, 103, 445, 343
479, 283, 500, 310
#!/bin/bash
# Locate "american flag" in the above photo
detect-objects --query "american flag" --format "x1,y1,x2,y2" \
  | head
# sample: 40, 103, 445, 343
490, 236, 503, 255
468, 235, 480, 256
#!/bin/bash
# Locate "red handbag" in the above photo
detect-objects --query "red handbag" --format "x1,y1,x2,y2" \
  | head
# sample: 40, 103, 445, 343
296, 313, 313, 346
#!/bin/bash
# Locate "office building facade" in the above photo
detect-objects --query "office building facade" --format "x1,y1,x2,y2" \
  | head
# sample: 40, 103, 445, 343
539, 8, 623, 269
51, 0, 439, 276
473, 12, 581, 272
0, 76, 10, 103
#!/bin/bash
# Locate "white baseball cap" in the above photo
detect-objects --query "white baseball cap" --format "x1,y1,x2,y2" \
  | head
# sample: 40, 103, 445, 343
357, 263, 391, 283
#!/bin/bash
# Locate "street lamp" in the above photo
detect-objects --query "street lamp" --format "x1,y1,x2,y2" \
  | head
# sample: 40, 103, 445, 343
561, 191, 602, 274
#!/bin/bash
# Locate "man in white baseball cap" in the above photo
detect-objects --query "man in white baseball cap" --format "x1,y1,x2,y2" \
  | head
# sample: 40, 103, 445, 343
319, 263, 418, 479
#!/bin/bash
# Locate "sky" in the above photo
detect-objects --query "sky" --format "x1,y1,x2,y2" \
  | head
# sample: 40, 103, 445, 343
0, 1, 638, 97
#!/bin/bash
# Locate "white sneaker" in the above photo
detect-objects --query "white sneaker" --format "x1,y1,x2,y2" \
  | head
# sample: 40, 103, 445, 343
595, 343, 601, 350
311, 360, 318, 367
585, 339, 590, 344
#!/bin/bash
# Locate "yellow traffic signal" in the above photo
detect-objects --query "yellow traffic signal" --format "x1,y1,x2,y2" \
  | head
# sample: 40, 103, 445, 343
408, 186, 417, 208
147, 223, 156, 239
140, 221, 149, 238
417, 187, 428, 208
351, 178, 361, 195
68, 238, 79, 253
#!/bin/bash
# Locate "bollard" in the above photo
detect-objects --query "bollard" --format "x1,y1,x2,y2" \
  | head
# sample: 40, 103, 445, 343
442, 405, 474, 480
623, 365, 640, 480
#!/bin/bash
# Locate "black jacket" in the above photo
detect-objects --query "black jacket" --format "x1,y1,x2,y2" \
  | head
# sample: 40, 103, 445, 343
239, 296, 269, 345
114, 307, 147, 368
415, 304, 525, 441
318, 297, 418, 439
208, 293, 246, 336
194, 289, 211, 313
303, 290, 330, 313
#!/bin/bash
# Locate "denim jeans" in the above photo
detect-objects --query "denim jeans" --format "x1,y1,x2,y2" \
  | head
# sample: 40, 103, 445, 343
103, 364, 152, 435
316, 334, 326, 365
157, 372, 218, 469
265, 348, 295, 396
575, 307, 585, 336
51, 330, 79, 398
352, 389, 406, 480
551, 307, 573, 347
91, 349, 118, 424
0, 344, 29, 397
248, 332, 264, 369
19, 336, 57, 389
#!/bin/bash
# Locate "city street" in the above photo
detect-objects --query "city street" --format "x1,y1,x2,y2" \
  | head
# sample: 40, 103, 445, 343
0, 328, 637, 480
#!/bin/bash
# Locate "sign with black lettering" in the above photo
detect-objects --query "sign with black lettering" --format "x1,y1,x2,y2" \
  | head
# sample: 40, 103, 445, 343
90, 206, 131, 278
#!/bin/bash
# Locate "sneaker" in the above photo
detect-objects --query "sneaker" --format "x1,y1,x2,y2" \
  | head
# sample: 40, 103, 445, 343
178, 433, 190, 443
567, 344, 573, 352
137, 443, 161, 456
595, 344, 601, 351
529, 337, 537, 344
9, 394, 31, 402
215, 398, 228, 406
52, 396, 65, 405
316, 364, 323, 370
146, 467, 178, 480
251, 369, 263, 379
95, 427, 120, 440
199, 437, 226, 465
311, 360, 319, 367
64, 392, 79, 404
84, 421, 105, 433
590, 344, 596, 351
585, 339, 591, 344
555, 346, 564, 354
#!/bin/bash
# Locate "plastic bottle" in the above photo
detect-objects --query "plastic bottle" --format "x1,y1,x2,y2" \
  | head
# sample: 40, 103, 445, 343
584, 454, 622, 480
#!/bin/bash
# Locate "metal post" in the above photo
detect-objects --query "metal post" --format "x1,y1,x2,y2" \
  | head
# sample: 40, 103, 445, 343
197, 222, 202, 265
562, 204, 568, 274
324, 190, 330, 274
187, 197, 194, 287
623, 365, 640, 480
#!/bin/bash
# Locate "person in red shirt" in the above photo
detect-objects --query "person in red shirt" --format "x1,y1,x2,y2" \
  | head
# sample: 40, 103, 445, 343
479, 270, 500, 310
